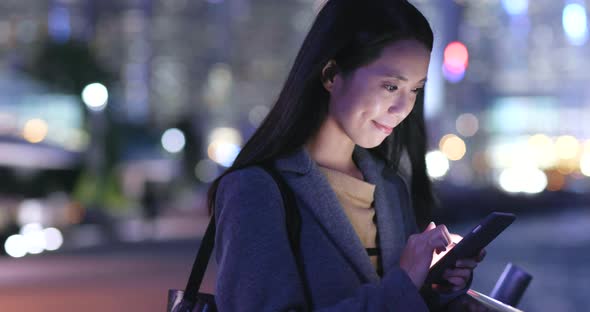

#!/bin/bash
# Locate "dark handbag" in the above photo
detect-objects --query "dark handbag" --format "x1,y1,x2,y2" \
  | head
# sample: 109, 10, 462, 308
167, 164, 311, 312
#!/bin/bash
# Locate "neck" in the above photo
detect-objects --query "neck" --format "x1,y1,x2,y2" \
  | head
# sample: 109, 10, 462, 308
305, 116, 361, 179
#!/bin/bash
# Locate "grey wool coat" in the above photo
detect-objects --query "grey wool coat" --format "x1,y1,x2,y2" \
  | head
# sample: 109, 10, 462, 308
214, 146, 462, 311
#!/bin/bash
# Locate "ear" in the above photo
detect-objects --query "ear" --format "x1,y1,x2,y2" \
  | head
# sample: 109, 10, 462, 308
321, 60, 339, 92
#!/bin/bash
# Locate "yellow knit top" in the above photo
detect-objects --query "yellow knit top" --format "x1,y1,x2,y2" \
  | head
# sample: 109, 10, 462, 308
319, 166, 379, 271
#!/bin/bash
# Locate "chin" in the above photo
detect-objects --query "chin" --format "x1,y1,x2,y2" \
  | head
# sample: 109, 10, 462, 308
355, 137, 387, 149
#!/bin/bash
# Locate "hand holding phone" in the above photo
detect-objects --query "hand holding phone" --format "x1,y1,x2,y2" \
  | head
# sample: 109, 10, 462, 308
425, 212, 516, 286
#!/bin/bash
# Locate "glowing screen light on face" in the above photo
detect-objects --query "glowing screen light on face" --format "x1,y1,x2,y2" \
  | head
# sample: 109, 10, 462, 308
442, 42, 469, 83
563, 3, 589, 46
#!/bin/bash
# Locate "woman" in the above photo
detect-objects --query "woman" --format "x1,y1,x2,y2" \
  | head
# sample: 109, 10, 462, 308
208, 0, 484, 310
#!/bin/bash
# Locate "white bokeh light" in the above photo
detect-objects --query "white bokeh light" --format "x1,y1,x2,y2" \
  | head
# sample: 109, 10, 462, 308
4, 235, 27, 258
580, 153, 590, 177
498, 167, 547, 194
81, 82, 109, 111
563, 3, 589, 46
501, 0, 528, 16
21, 223, 46, 254
426, 150, 450, 179
161, 128, 186, 153
207, 127, 243, 167
43, 227, 64, 251
209, 142, 241, 168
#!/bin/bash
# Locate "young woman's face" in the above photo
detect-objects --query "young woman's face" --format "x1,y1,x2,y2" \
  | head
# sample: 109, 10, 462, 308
327, 39, 431, 148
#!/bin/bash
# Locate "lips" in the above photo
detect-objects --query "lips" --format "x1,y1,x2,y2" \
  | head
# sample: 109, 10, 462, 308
372, 120, 393, 134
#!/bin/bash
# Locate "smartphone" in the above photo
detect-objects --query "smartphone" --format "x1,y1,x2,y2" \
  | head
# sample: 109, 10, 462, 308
425, 212, 516, 285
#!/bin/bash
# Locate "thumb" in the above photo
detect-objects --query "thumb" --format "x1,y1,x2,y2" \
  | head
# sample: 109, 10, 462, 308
424, 221, 436, 232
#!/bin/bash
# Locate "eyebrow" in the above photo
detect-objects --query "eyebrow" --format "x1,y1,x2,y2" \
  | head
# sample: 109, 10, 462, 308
388, 73, 428, 84
376, 67, 427, 83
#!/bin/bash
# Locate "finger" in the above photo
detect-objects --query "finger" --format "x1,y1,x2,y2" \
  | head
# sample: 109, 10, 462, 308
440, 224, 453, 245
446, 276, 466, 287
429, 236, 449, 253
456, 259, 478, 269
437, 224, 453, 247
424, 221, 436, 232
444, 268, 472, 280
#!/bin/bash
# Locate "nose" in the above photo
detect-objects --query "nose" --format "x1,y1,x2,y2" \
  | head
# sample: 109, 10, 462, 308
387, 92, 414, 115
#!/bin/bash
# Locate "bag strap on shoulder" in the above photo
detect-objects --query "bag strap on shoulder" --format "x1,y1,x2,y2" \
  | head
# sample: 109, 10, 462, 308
182, 163, 312, 309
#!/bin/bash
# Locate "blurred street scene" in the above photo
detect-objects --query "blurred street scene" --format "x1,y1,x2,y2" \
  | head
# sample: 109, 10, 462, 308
0, 0, 589, 311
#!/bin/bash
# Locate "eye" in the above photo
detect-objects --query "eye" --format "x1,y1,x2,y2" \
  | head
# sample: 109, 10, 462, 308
411, 87, 424, 94
384, 84, 398, 92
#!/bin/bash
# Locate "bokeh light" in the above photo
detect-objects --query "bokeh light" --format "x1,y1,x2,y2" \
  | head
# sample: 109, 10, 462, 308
546, 170, 566, 191
498, 167, 548, 194
501, 0, 528, 16
439, 134, 467, 161
195, 159, 220, 183
43, 227, 64, 251
455, 113, 479, 137
208, 141, 241, 168
207, 127, 242, 167
81, 82, 109, 111
426, 150, 450, 179
555, 135, 579, 160
581, 153, 590, 177
563, 3, 589, 46
22, 118, 48, 143
21, 223, 46, 255
4, 235, 27, 258
161, 128, 186, 153
443, 41, 469, 83
527, 134, 556, 169
248, 105, 270, 127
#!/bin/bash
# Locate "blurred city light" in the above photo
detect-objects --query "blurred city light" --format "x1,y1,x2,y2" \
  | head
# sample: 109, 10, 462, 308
22, 118, 49, 143
161, 128, 186, 153
248, 105, 270, 127
21, 223, 45, 255
195, 159, 219, 183
498, 167, 548, 194
4, 224, 64, 257
426, 150, 450, 179
455, 113, 479, 137
443, 41, 469, 83
17, 199, 44, 226
4, 235, 27, 258
43, 227, 64, 251
62, 129, 90, 152
580, 153, 590, 176
527, 134, 557, 169
555, 135, 580, 160
207, 127, 243, 167
546, 170, 566, 191
204, 63, 233, 108
557, 158, 578, 175
208, 141, 241, 168
501, 0, 528, 16
442, 65, 465, 84
81, 82, 109, 111
439, 134, 467, 161
48, 6, 71, 43
562, 3, 589, 46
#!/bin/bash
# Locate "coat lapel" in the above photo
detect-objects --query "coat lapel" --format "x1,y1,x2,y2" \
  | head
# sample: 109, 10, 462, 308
352, 147, 409, 274
275, 148, 380, 283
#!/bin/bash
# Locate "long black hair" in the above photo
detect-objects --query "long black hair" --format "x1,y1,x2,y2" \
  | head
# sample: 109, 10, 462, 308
208, 0, 435, 228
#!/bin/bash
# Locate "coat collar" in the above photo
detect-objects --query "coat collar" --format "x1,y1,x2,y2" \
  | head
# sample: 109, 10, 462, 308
274, 146, 409, 281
